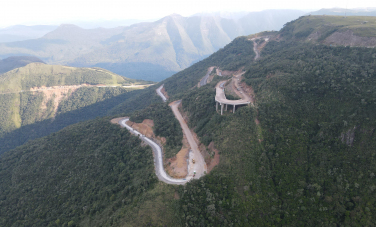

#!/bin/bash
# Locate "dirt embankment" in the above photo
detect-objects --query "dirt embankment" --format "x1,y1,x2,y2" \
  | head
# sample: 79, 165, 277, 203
125, 119, 167, 145
31, 85, 92, 118
160, 87, 169, 100
178, 103, 218, 171
166, 135, 189, 178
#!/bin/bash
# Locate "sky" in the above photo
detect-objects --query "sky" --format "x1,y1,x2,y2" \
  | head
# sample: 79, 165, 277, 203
1, 0, 376, 27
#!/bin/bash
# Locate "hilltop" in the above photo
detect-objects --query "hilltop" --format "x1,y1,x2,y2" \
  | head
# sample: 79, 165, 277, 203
0, 62, 144, 93
279, 15, 376, 47
0, 15, 375, 226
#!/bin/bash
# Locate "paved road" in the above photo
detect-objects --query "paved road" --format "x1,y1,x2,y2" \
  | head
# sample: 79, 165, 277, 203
215, 80, 251, 105
169, 101, 207, 178
253, 40, 260, 60
119, 118, 192, 185
199, 67, 215, 87
156, 84, 167, 102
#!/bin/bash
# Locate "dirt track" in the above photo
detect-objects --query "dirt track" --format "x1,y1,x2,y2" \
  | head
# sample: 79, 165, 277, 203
169, 100, 207, 178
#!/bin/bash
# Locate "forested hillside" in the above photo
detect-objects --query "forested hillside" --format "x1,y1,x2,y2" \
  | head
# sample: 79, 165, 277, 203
0, 15, 376, 226
0, 117, 170, 226
0, 62, 151, 154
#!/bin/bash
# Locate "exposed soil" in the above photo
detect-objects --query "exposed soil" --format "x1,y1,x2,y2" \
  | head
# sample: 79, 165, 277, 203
119, 117, 189, 178
125, 119, 167, 144
220, 69, 243, 77
239, 81, 255, 105
110, 117, 128, 125
178, 103, 213, 168
166, 135, 189, 178
174, 191, 180, 200
207, 142, 220, 173
32, 85, 86, 118
161, 87, 169, 99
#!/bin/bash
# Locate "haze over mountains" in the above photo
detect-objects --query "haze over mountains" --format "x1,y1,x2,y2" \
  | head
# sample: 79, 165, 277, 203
0, 10, 306, 81
1, 14, 376, 226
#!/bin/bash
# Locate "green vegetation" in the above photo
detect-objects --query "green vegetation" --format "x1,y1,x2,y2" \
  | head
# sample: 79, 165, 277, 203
164, 37, 255, 97
130, 103, 183, 159
0, 63, 147, 93
280, 15, 376, 40
175, 39, 376, 226
1, 15, 376, 226
0, 118, 160, 226
0, 87, 144, 155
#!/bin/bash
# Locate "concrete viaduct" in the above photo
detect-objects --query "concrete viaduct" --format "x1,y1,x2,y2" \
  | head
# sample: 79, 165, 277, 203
215, 81, 251, 115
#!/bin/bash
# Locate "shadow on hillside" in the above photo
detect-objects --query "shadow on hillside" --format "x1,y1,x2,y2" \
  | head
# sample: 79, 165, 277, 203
0, 89, 145, 155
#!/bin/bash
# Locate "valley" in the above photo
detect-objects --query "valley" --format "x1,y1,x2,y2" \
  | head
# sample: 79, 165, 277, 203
0, 14, 376, 226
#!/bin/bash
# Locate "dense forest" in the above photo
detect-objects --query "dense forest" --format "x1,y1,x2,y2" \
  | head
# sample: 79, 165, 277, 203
130, 103, 183, 159
1, 15, 376, 226
0, 118, 161, 226
174, 39, 376, 225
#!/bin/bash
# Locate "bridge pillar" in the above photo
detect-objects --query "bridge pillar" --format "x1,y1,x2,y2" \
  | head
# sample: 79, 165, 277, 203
233, 105, 236, 113
216, 101, 218, 111
225, 104, 227, 111
221, 103, 223, 115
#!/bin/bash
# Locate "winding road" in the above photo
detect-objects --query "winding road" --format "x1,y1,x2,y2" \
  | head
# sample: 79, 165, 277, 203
117, 84, 207, 185
156, 84, 167, 102
119, 118, 192, 185
199, 67, 215, 87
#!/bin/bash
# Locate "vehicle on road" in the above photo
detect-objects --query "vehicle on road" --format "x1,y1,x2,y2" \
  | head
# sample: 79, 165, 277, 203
192, 159, 195, 164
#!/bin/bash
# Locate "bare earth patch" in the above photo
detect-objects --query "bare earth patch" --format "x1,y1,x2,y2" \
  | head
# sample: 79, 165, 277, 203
166, 135, 189, 178
113, 117, 189, 178
161, 87, 169, 100
31, 85, 87, 118
110, 117, 128, 125
239, 81, 255, 105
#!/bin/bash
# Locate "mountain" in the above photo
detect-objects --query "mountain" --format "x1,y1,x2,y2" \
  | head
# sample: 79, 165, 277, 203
279, 15, 376, 47
1, 15, 375, 226
0, 25, 58, 43
309, 7, 376, 16
0, 62, 151, 152
0, 56, 44, 74
0, 10, 305, 82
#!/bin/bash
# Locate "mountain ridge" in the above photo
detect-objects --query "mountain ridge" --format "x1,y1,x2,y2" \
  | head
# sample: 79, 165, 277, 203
0, 10, 305, 81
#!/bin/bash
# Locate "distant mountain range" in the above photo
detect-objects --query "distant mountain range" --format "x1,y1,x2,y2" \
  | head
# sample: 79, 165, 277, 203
0, 56, 45, 74
0, 25, 58, 43
0, 10, 306, 81
5, 8, 376, 82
